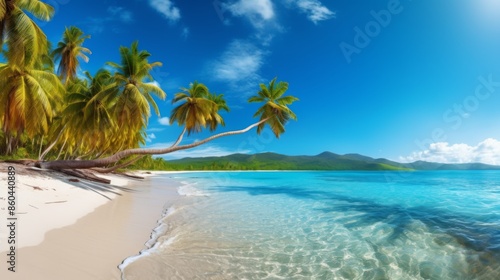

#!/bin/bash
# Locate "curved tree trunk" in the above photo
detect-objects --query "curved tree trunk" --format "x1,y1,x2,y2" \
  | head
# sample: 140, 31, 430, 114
39, 125, 66, 160
91, 155, 145, 173
56, 138, 67, 159
38, 118, 268, 170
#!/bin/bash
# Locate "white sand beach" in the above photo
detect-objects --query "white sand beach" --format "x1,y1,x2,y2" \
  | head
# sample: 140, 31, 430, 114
0, 162, 179, 280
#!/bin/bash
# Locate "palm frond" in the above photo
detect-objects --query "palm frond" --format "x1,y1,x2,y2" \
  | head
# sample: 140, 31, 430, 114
248, 77, 298, 138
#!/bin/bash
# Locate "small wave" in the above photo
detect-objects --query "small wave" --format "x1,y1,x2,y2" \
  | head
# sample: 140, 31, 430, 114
144, 207, 176, 248
119, 236, 177, 280
177, 183, 209, 197
119, 206, 178, 279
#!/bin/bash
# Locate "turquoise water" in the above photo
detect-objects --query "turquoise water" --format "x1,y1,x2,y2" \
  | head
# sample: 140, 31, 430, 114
122, 171, 500, 279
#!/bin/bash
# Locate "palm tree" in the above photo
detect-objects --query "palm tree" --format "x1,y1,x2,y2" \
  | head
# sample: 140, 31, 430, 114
107, 41, 166, 141
0, 62, 64, 154
0, 0, 54, 67
170, 81, 223, 135
39, 78, 298, 171
59, 70, 117, 157
205, 92, 229, 132
0, 1, 57, 154
248, 77, 298, 138
52, 26, 91, 84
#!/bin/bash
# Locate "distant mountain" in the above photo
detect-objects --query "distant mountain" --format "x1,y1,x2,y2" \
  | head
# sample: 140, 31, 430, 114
164, 152, 500, 171
403, 161, 500, 170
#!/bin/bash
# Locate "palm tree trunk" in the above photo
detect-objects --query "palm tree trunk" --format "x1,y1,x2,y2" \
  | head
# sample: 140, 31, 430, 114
40, 126, 66, 160
171, 127, 187, 148
6, 133, 13, 155
38, 118, 269, 170
38, 136, 44, 158
91, 155, 145, 173
56, 138, 68, 160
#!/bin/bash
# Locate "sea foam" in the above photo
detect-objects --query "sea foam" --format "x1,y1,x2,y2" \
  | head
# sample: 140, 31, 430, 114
118, 206, 178, 279
177, 182, 209, 197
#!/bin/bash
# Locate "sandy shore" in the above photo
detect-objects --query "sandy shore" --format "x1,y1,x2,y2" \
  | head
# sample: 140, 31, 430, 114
0, 163, 179, 279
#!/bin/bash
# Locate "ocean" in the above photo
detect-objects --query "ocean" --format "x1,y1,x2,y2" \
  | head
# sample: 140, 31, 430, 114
120, 171, 500, 279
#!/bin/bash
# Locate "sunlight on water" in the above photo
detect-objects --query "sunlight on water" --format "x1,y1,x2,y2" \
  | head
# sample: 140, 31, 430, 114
122, 171, 500, 280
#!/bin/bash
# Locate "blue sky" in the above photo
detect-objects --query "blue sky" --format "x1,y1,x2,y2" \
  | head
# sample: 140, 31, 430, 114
39, 0, 500, 163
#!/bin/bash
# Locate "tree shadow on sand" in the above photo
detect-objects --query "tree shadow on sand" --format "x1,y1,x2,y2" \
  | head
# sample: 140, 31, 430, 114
43, 171, 139, 200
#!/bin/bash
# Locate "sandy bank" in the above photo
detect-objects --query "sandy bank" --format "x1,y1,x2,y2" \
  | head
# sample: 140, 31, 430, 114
0, 163, 180, 279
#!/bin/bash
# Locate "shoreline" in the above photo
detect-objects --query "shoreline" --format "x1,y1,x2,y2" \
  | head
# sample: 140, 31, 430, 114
0, 163, 181, 279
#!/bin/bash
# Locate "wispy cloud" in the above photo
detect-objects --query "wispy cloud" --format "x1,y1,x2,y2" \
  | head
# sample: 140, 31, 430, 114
149, 0, 181, 23
158, 117, 171, 125
82, 6, 133, 34
107, 6, 133, 23
208, 1, 333, 98
147, 127, 165, 132
225, 0, 275, 28
146, 133, 157, 143
210, 40, 265, 95
401, 138, 500, 165
291, 0, 335, 24
181, 27, 189, 39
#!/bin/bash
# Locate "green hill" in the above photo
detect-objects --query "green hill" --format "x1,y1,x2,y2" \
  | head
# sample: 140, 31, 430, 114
163, 152, 411, 171
159, 152, 500, 171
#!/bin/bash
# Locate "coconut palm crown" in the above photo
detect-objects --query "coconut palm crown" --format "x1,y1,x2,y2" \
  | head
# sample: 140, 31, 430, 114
170, 81, 228, 135
248, 77, 298, 138
107, 41, 166, 131
52, 26, 91, 84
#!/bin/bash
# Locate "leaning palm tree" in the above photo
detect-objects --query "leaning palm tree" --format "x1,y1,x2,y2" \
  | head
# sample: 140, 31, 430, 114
52, 26, 91, 84
248, 77, 298, 138
38, 78, 298, 171
205, 92, 230, 132
107, 41, 166, 139
170, 81, 221, 135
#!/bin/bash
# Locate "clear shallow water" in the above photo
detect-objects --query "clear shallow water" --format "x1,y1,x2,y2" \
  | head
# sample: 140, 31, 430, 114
122, 171, 500, 280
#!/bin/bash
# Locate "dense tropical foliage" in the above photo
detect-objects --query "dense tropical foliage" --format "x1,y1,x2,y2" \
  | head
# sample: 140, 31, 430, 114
0, 1, 298, 173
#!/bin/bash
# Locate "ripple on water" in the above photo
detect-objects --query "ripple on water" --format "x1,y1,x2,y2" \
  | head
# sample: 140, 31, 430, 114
122, 171, 500, 280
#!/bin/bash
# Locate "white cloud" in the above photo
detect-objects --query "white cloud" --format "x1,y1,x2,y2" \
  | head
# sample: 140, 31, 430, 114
401, 138, 500, 165
149, 0, 181, 22
158, 117, 170, 125
146, 133, 156, 143
147, 141, 174, 148
147, 143, 251, 159
284, 0, 334, 24
147, 127, 165, 132
226, 0, 275, 28
211, 40, 265, 95
213, 40, 264, 82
